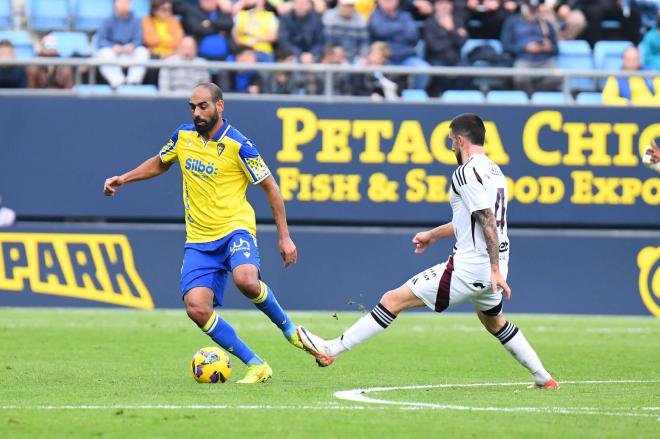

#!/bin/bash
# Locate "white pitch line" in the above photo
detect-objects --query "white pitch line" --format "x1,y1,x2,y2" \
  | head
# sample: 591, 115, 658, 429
0, 404, 383, 411
333, 379, 660, 418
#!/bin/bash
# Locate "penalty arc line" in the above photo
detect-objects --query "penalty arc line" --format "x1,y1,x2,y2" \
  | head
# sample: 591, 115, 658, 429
333, 379, 660, 418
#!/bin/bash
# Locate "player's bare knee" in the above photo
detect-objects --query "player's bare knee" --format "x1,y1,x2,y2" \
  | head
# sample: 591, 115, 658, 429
477, 311, 506, 334
380, 290, 403, 315
185, 301, 212, 326
234, 276, 260, 299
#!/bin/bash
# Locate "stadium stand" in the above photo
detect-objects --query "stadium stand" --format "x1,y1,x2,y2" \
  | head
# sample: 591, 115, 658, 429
557, 40, 596, 92
460, 38, 503, 61
531, 91, 572, 104
0, 0, 12, 30
401, 88, 428, 101
575, 91, 603, 105
73, 84, 113, 94
49, 31, 90, 57
441, 90, 486, 103
25, 0, 70, 32
71, 0, 114, 32
116, 84, 158, 95
486, 90, 529, 104
131, 0, 150, 18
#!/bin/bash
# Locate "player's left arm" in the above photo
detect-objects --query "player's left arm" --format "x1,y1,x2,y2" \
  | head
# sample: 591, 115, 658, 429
472, 208, 511, 300
258, 176, 298, 268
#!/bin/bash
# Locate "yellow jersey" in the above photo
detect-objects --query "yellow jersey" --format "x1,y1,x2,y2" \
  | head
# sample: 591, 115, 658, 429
159, 120, 271, 243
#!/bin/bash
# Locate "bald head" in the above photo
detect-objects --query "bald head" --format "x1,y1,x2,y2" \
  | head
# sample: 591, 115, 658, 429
193, 83, 223, 102
622, 47, 640, 71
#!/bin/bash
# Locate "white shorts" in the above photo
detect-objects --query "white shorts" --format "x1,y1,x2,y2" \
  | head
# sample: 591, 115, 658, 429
406, 256, 502, 313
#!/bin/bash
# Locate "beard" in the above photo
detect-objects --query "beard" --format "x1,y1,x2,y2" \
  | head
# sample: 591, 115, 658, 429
194, 110, 220, 135
455, 149, 463, 165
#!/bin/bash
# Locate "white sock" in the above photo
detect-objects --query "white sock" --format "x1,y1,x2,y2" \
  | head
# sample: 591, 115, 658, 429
495, 321, 551, 385
328, 303, 396, 357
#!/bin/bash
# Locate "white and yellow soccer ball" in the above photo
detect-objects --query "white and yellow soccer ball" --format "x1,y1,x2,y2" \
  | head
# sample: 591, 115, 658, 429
191, 347, 232, 383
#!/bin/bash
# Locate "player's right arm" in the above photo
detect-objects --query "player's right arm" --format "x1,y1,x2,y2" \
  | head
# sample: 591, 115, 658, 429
104, 126, 182, 196
413, 223, 454, 254
103, 155, 173, 196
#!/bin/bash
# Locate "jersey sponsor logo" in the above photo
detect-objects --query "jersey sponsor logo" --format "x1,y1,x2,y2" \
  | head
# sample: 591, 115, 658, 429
0, 233, 153, 309
637, 246, 659, 317
184, 158, 218, 176
230, 238, 251, 258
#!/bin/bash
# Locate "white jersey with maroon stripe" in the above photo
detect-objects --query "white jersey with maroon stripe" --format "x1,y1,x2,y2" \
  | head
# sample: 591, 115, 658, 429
449, 153, 509, 282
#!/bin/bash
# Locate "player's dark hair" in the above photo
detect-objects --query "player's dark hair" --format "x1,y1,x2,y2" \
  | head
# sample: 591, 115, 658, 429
0, 39, 13, 48
195, 82, 223, 102
449, 113, 486, 146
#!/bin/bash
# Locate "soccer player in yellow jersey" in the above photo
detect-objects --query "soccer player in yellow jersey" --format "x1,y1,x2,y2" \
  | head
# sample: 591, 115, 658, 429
103, 83, 307, 383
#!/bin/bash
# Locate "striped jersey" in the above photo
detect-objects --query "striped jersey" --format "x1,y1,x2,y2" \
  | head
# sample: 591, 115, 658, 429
449, 153, 509, 281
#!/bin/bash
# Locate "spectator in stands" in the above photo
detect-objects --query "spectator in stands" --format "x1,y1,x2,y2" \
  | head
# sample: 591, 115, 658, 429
262, 47, 301, 94
0, 195, 15, 228
270, 0, 328, 16
317, 43, 353, 95
142, 0, 184, 59
578, 0, 642, 46
218, 45, 262, 93
369, 0, 430, 90
641, 11, 660, 70
423, 0, 468, 97
323, 0, 369, 62
0, 41, 25, 88
159, 36, 211, 92
602, 46, 660, 106
540, 0, 586, 40
26, 34, 74, 89
501, 0, 560, 95
97, 0, 150, 88
278, 0, 325, 62
232, 0, 279, 63
178, 0, 234, 60
351, 41, 400, 99
460, 0, 517, 39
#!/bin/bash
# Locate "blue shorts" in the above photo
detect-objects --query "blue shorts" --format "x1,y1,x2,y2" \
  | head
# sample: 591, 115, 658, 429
180, 230, 260, 307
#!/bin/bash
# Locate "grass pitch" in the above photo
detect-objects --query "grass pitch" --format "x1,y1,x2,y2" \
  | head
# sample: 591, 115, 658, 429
0, 308, 658, 438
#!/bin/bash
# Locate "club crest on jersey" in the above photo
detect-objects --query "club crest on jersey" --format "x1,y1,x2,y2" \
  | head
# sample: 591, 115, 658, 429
217, 143, 225, 156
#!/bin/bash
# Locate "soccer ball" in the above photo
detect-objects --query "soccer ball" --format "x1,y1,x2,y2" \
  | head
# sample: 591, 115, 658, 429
191, 347, 232, 383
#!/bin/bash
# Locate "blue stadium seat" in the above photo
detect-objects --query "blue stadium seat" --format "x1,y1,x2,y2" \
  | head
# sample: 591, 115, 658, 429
575, 92, 603, 105
116, 84, 159, 95
486, 90, 529, 104
0, 0, 12, 30
442, 90, 485, 103
74, 84, 113, 95
557, 40, 595, 92
72, 0, 114, 32
132, 0, 150, 18
49, 31, 90, 57
0, 30, 34, 58
531, 91, 572, 104
460, 39, 503, 60
25, 0, 70, 31
401, 89, 428, 101
593, 40, 633, 70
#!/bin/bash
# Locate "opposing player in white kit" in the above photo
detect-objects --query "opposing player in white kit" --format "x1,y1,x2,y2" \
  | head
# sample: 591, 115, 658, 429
298, 113, 558, 389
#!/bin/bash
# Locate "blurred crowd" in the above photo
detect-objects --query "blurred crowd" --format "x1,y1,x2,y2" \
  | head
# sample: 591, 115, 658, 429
0, 0, 658, 101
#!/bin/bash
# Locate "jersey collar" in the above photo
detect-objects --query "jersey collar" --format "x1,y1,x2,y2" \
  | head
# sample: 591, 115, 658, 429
196, 119, 231, 145
213, 119, 231, 142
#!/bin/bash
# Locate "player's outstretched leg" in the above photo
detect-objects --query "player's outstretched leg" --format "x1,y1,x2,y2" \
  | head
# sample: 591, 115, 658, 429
476, 307, 558, 389
232, 265, 302, 350
185, 287, 271, 384
298, 285, 424, 367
